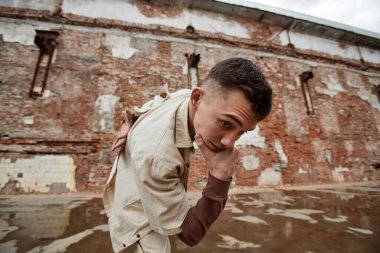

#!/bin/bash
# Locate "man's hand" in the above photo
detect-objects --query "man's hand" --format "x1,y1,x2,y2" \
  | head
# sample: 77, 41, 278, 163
111, 107, 134, 151
194, 134, 238, 181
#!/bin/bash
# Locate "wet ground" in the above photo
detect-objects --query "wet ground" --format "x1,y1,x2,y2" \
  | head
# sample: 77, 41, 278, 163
0, 182, 379, 253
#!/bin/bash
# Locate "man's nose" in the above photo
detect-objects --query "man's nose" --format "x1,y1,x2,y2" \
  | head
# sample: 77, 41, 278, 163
220, 133, 238, 149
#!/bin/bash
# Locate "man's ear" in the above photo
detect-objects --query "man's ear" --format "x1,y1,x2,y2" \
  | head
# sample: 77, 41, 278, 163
190, 87, 204, 108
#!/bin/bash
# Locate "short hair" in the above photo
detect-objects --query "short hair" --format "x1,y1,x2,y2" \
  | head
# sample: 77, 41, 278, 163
204, 57, 272, 121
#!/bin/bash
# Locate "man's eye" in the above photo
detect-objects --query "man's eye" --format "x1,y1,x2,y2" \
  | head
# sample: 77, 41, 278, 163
220, 121, 232, 129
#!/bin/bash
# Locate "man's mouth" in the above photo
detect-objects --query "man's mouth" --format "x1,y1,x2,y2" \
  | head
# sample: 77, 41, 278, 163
206, 141, 223, 152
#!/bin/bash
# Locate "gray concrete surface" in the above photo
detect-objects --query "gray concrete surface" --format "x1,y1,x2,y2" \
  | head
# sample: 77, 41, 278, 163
0, 181, 379, 253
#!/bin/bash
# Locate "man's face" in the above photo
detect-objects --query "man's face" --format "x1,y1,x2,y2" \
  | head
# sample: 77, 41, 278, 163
192, 85, 258, 151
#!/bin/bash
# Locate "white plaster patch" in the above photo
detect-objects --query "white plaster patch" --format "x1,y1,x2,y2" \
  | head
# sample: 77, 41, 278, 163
236, 126, 265, 148
62, 0, 249, 38
325, 149, 333, 164
359, 46, 380, 64
217, 234, 261, 249
344, 72, 380, 110
0, 240, 17, 253
357, 87, 380, 111
278, 30, 289, 45
257, 167, 282, 187
0, 155, 76, 193
233, 215, 268, 225
298, 168, 308, 174
283, 96, 306, 137
323, 215, 348, 223
182, 61, 188, 75
347, 227, 373, 235
94, 95, 119, 132
105, 34, 137, 60
279, 31, 361, 61
318, 102, 340, 136
189, 68, 198, 88
0, 0, 56, 11
316, 75, 345, 97
266, 208, 324, 224
22, 115, 34, 125
332, 166, 349, 183
26, 224, 108, 253
0, 22, 36, 45
343, 141, 354, 156
274, 140, 288, 167
364, 141, 380, 159
241, 155, 260, 171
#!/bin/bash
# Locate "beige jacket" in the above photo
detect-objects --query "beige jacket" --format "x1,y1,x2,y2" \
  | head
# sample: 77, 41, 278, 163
103, 88, 193, 252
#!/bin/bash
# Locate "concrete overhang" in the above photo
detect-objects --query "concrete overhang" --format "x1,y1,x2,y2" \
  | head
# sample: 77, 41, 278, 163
181, 0, 380, 49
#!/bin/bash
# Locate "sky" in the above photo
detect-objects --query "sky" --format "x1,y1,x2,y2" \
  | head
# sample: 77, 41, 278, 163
243, 0, 380, 34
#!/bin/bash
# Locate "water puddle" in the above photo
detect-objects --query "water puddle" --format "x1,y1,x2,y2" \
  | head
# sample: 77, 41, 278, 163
0, 183, 379, 253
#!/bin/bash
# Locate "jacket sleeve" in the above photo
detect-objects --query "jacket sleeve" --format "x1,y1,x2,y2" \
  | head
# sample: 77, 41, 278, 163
177, 173, 231, 246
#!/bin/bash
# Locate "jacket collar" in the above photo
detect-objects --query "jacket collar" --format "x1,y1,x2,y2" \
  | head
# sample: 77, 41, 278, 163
175, 97, 193, 148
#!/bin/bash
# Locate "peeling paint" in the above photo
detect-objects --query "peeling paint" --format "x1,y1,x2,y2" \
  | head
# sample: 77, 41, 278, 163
298, 168, 308, 174
94, 95, 119, 132
105, 34, 137, 60
316, 75, 345, 97
23, 115, 34, 125
332, 166, 350, 183
241, 155, 260, 171
236, 126, 265, 148
274, 140, 288, 168
62, 0, 249, 38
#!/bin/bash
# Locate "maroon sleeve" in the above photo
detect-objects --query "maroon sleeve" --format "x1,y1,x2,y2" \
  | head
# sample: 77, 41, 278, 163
177, 173, 231, 246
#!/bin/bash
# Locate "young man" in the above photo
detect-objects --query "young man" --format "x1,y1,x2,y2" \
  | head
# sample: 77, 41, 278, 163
104, 58, 272, 253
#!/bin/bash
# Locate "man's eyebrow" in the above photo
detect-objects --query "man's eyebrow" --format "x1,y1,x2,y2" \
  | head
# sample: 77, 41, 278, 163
224, 114, 242, 126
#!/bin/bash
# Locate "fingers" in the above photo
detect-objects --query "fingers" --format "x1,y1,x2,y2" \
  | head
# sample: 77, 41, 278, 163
112, 107, 134, 152
194, 134, 209, 155
116, 129, 128, 139
124, 107, 134, 123
111, 137, 126, 151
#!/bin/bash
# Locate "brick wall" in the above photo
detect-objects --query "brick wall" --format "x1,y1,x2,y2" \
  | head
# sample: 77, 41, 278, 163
0, 0, 379, 193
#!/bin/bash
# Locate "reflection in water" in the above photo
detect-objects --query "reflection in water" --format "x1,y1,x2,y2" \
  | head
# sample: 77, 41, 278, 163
284, 221, 292, 239
0, 196, 112, 253
0, 184, 379, 253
